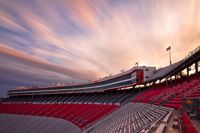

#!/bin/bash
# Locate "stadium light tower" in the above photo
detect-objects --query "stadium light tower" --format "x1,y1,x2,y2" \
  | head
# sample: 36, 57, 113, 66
166, 46, 172, 65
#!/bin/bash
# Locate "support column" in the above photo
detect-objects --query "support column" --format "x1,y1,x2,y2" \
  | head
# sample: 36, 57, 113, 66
165, 78, 168, 88
179, 71, 182, 78
175, 74, 177, 80
195, 62, 198, 73
187, 67, 189, 76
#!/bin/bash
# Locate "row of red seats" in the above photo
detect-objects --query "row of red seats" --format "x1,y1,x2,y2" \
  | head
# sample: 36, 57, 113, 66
0, 103, 118, 128
133, 74, 200, 110
164, 78, 200, 109
163, 103, 182, 109
185, 87, 200, 98
183, 112, 198, 133
153, 87, 175, 105
132, 87, 165, 103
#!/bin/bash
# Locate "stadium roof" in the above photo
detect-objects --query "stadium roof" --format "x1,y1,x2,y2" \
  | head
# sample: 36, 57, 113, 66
145, 45, 200, 83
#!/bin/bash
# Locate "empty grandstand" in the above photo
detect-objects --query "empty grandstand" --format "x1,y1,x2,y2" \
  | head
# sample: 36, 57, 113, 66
0, 46, 200, 133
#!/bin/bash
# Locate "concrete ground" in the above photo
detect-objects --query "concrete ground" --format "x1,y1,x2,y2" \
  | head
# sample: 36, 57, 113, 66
164, 110, 179, 133
164, 110, 200, 133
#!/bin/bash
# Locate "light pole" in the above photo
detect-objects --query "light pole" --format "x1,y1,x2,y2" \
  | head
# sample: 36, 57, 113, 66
166, 46, 172, 65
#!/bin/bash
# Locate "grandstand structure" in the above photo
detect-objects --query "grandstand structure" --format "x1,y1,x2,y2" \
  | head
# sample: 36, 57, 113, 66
0, 46, 200, 133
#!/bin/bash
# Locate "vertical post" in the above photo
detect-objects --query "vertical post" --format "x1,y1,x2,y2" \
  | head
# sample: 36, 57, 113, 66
187, 67, 189, 76
169, 48, 172, 65
195, 62, 198, 73
186, 67, 190, 82
166, 46, 172, 66
180, 71, 182, 78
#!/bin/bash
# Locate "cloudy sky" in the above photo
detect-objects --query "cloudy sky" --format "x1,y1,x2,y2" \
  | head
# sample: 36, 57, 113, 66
0, 0, 200, 97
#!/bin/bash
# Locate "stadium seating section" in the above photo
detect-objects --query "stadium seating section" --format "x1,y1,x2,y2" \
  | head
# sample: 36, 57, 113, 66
0, 103, 118, 129
133, 75, 200, 110
84, 103, 173, 133
4, 90, 135, 105
0, 74, 199, 132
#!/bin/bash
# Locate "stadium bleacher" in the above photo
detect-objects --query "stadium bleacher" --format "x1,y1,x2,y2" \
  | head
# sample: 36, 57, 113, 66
0, 46, 200, 133
1, 74, 199, 132
133, 74, 200, 110
83, 103, 173, 133
0, 103, 118, 129
3, 90, 136, 105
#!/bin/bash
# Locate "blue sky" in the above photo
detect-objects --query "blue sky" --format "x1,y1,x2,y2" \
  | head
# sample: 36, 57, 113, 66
0, 0, 200, 97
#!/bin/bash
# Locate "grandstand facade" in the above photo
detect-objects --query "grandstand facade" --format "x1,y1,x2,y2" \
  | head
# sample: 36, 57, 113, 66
0, 46, 200, 133
8, 66, 155, 96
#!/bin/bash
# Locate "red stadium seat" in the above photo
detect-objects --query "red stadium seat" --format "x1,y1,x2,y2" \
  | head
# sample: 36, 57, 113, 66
183, 112, 198, 133
0, 103, 118, 129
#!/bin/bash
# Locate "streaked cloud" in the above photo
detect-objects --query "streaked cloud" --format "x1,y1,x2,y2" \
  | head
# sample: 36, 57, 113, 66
0, 0, 200, 97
